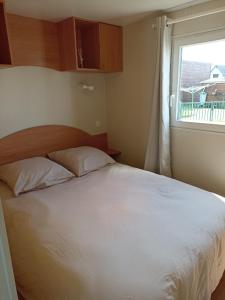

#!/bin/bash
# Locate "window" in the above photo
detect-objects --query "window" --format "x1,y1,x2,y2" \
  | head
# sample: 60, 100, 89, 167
172, 30, 225, 132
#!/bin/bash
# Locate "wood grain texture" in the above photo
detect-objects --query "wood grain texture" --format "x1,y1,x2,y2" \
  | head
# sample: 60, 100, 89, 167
0, 125, 108, 166
57, 17, 122, 72
0, 2, 12, 65
99, 23, 123, 72
1, 10, 123, 72
75, 19, 100, 70
58, 17, 77, 71
7, 14, 61, 70
104, 148, 121, 157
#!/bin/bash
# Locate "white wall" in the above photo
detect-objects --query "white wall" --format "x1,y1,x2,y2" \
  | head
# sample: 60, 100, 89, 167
105, 0, 225, 196
106, 14, 158, 168
169, 1, 225, 196
171, 127, 225, 196
0, 67, 107, 138
169, 0, 225, 37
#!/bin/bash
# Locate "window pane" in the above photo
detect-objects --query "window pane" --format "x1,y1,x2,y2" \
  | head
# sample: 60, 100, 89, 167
177, 40, 225, 124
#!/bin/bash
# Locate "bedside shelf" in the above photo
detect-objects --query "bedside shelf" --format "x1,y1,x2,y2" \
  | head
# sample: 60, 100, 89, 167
104, 148, 121, 157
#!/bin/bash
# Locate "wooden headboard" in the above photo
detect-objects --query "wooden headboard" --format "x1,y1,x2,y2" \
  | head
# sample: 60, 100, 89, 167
0, 125, 108, 166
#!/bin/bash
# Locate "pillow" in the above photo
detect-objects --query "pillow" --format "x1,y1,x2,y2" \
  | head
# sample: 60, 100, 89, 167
48, 146, 115, 177
0, 157, 74, 196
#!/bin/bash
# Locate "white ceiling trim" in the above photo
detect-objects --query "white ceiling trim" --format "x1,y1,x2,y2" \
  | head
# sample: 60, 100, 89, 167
5, 0, 212, 25
166, 0, 212, 12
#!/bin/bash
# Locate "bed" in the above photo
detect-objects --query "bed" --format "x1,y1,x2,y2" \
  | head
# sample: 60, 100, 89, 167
0, 125, 225, 300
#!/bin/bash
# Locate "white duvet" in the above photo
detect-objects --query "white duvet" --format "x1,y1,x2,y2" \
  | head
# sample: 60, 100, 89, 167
2, 163, 225, 300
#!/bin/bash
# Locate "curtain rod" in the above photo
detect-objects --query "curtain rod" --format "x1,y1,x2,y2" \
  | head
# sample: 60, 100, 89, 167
167, 6, 225, 25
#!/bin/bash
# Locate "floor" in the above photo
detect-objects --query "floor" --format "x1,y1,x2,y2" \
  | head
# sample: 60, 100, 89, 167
211, 271, 225, 300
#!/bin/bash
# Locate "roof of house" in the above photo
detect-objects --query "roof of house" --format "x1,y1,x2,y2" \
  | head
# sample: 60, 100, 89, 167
181, 61, 211, 88
212, 65, 225, 77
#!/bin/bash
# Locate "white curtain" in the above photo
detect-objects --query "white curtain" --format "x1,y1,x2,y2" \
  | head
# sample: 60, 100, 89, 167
144, 16, 172, 177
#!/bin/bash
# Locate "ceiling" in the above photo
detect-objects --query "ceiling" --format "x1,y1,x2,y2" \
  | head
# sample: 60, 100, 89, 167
5, 0, 211, 25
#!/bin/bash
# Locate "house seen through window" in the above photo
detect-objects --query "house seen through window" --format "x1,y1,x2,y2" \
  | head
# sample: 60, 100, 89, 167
177, 40, 225, 124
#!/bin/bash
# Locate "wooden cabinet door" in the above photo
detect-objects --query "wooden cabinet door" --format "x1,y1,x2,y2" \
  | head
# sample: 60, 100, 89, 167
99, 23, 123, 72
58, 17, 77, 71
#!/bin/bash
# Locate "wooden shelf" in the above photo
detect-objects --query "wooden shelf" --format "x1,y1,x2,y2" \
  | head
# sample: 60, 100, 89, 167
76, 67, 100, 72
0, 64, 13, 69
0, 1, 12, 65
104, 148, 121, 157
75, 19, 100, 70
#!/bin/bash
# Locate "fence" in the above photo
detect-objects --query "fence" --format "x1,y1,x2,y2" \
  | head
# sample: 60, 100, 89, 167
178, 101, 225, 122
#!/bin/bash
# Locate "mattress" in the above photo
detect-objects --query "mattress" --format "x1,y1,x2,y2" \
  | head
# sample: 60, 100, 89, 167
1, 163, 225, 300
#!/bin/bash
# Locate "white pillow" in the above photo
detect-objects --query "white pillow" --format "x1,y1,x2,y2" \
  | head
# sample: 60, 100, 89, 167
48, 146, 115, 177
0, 157, 74, 196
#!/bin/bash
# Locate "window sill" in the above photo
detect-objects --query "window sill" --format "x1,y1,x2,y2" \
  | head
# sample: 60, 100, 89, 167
171, 120, 225, 134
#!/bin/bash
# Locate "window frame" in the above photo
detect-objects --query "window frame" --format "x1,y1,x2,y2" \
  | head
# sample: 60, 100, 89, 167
171, 28, 225, 133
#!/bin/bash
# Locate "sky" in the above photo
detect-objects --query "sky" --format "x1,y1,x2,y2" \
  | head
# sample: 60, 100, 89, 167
182, 40, 225, 65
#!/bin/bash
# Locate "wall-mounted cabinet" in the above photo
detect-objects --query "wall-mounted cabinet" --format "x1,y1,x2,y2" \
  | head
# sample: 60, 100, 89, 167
58, 18, 123, 72
0, 1, 12, 66
58, 18, 101, 71
7, 14, 61, 70
0, 1, 123, 73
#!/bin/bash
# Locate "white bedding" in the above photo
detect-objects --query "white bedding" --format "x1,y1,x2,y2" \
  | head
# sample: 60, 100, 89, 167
1, 163, 225, 300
